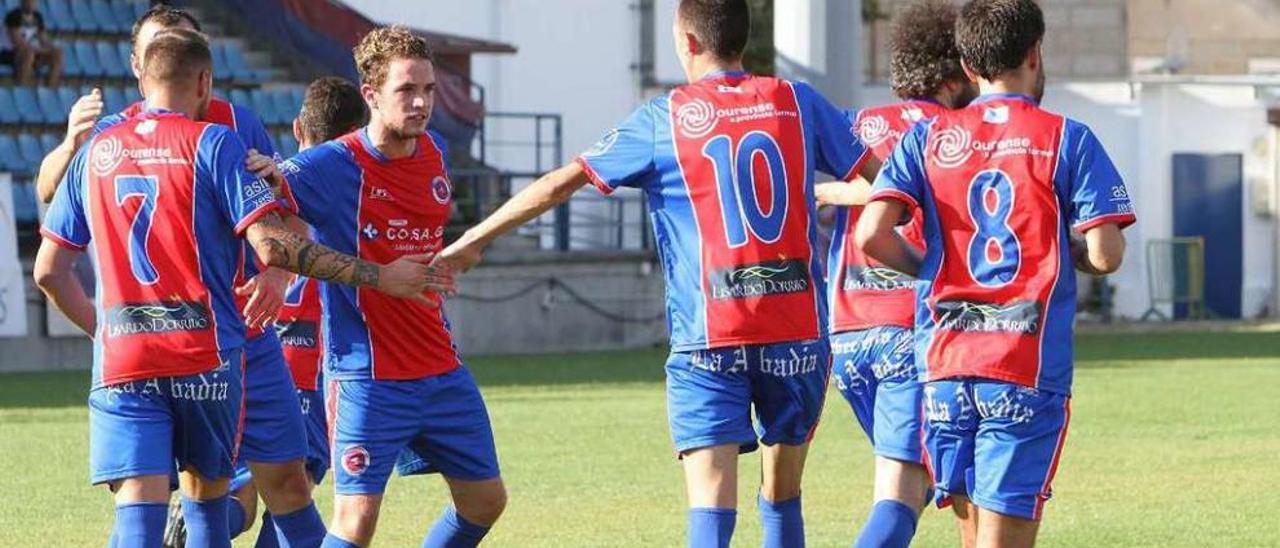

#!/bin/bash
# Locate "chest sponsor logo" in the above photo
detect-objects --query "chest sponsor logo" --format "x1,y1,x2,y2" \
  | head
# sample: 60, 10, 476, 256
842, 265, 915, 292
275, 320, 318, 349
934, 299, 1041, 334
709, 259, 810, 300
431, 176, 452, 204
104, 301, 211, 338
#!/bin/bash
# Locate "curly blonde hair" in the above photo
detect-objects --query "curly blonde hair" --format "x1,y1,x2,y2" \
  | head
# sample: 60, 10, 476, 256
353, 25, 434, 89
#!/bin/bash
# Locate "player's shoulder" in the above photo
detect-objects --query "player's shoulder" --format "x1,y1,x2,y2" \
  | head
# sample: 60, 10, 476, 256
280, 139, 354, 175
225, 99, 267, 129
424, 130, 448, 157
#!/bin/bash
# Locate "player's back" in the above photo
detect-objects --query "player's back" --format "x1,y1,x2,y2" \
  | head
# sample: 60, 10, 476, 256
907, 94, 1111, 393
82, 112, 267, 385
829, 100, 945, 332
577, 71, 867, 351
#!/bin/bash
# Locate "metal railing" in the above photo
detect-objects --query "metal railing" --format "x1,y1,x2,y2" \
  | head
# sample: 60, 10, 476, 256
1142, 237, 1208, 320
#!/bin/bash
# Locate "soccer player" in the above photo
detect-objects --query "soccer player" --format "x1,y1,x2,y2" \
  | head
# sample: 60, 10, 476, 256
262, 27, 507, 548
32, 30, 443, 548
234, 76, 367, 548
435, 1, 877, 546
856, 1, 1135, 546
817, 2, 975, 547
34, 7, 329, 546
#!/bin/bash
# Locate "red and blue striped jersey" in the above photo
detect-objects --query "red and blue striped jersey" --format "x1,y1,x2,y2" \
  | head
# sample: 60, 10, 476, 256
577, 71, 870, 351
99, 98, 279, 338
279, 129, 460, 381
275, 274, 323, 390
870, 94, 1136, 394
828, 100, 945, 333
42, 110, 280, 387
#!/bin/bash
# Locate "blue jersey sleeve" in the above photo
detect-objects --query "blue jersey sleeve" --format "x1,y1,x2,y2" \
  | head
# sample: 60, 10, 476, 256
279, 143, 350, 228
232, 104, 276, 157
41, 144, 91, 248
869, 120, 929, 209
90, 112, 126, 138
794, 81, 868, 181
427, 130, 451, 177
196, 125, 280, 236
1062, 120, 1136, 231
575, 99, 658, 194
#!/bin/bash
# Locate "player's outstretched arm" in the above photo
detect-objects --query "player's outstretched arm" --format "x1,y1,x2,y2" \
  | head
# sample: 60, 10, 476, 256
815, 178, 873, 207
244, 212, 454, 305
436, 161, 590, 273
1071, 223, 1126, 275
36, 90, 103, 203
32, 240, 96, 336
855, 199, 923, 276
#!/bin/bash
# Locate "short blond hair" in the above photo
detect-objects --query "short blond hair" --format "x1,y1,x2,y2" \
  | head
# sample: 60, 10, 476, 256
353, 25, 434, 90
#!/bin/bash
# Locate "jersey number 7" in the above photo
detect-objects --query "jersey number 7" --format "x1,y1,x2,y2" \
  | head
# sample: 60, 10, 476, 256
115, 175, 160, 285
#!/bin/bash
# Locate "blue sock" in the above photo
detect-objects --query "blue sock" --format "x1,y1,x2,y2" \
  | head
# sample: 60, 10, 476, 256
254, 512, 280, 548
687, 507, 736, 548
181, 496, 232, 548
271, 502, 327, 547
759, 495, 804, 548
422, 506, 491, 548
113, 503, 167, 547
227, 497, 248, 540
320, 533, 360, 547
853, 500, 919, 548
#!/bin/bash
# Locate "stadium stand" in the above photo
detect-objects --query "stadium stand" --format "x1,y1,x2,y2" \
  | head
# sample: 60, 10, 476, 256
3, 0, 515, 253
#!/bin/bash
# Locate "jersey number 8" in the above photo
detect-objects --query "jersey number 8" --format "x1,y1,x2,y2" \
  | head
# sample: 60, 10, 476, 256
966, 170, 1021, 287
702, 131, 789, 249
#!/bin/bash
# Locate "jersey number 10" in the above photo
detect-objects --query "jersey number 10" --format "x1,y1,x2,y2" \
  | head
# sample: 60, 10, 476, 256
702, 131, 790, 248
115, 175, 160, 285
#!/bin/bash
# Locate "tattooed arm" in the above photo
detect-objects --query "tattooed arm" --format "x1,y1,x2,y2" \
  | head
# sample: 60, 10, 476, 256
244, 212, 453, 303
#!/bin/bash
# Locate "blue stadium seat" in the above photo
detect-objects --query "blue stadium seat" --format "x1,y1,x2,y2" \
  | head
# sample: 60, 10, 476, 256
74, 41, 104, 78
44, 0, 75, 33
98, 41, 127, 78
124, 85, 141, 105
117, 40, 134, 76
57, 85, 78, 113
69, 0, 100, 32
249, 88, 277, 124
102, 85, 126, 115
210, 42, 229, 81
36, 86, 62, 124
91, 0, 122, 34
113, 1, 136, 33
40, 132, 59, 154
277, 130, 299, 158
132, 0, 147, 20
12, 87, 45, 124
0, 88, 20, 125
11, 180, 38, 225
0, 135, 23, 173
60, 40, 83, 77
222, 42, 260, 83
273, 89, 299, 123
18, 133, 44, 171
0, 63, 12, 78
229, 88, 252, 110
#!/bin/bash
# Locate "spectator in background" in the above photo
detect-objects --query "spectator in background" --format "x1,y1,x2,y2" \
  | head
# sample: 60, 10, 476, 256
2, 0, 62, 86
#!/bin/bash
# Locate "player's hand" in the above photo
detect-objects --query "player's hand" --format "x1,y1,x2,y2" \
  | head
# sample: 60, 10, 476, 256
245, 148, 285, 190
65, 89, 104, 148
377, 254, 455, 307
235, 267, 291, 329
433, 240, 484, 276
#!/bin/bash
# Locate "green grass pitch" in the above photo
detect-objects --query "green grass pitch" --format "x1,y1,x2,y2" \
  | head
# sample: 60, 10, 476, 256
1, 331, 1278, 546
